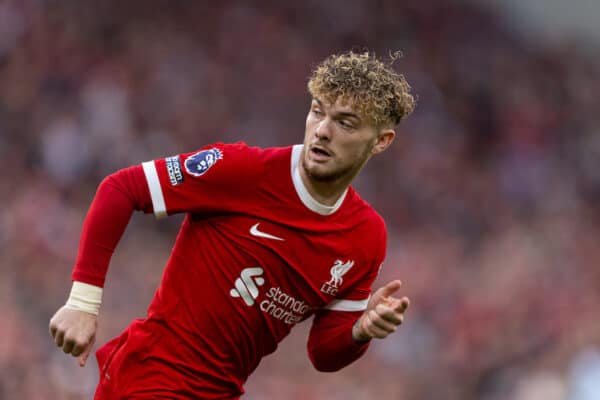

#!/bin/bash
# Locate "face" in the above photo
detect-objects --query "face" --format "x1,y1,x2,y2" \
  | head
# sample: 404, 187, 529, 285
301, 97, 395, 185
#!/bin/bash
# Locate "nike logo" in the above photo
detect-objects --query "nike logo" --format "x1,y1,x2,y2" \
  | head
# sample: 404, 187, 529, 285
250, 223, 285, 241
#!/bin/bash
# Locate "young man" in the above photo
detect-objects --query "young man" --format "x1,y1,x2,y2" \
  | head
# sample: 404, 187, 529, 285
49, 51, 416, 399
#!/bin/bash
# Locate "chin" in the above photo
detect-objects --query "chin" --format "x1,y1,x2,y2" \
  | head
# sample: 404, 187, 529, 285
308, 169, 336, 182
303, 159, 340, 182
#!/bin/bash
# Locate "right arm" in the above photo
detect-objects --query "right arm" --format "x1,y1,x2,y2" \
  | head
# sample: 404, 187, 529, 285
49, 143, 257, 366
49, 165, 152, 366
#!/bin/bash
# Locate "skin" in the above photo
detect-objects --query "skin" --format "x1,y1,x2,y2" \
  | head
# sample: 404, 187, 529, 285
352, 280, 410, 342
301, 98, 394, 205
49, 306, 96, 366
49, 96, 410, 365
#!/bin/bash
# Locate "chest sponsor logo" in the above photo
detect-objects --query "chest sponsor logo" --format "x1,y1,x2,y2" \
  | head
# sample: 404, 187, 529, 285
321, 259, 354, 296
230, 267, 265, 306
165, 156, 184, 186
230, 267, 309, 325
184, 148, 223, 177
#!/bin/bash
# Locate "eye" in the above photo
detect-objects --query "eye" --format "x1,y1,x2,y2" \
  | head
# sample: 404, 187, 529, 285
312, 107, 324, 116
338, 120, 355, 130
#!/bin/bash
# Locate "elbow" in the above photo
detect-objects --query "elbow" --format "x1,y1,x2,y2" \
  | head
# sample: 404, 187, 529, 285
308, 350, 345, 373
313, 363, 344, 373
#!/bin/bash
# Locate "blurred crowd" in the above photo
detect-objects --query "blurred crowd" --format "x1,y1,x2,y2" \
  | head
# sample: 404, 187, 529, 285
1, 0, 600, 399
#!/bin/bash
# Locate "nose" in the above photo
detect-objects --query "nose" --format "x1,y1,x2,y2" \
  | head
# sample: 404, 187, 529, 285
315, 118, 332, 141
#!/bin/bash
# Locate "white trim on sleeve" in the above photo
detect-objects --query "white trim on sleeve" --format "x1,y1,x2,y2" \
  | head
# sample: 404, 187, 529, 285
324, 297, 370, 312
142, 161, 167, 219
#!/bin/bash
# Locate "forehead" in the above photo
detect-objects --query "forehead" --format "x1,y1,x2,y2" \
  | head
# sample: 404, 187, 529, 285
312, 97, 360, 116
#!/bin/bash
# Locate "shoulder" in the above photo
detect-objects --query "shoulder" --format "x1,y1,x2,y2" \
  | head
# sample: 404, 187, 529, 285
343, 189, 388, 255
251, 144, 294, 164
213, 142, 292, 164
183, 142, 288, 177
241, 144, 296, 180
345, 189, 386, 233
362, 205, 387, 249
169, 142, 264, 186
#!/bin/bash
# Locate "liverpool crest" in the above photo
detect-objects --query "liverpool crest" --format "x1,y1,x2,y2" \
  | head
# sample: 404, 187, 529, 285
321, 259, 354, 296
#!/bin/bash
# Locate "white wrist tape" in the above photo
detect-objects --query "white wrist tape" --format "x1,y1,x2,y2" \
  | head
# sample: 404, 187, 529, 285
65, 281, 103, 316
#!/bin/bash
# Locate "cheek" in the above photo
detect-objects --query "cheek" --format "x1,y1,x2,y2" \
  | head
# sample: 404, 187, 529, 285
339, 139, 372, 159
305, 115, 316, 132
305, 118, 323, 140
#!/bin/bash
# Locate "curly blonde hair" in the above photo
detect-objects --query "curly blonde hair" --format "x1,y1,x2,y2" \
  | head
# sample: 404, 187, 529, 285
308, 51, 415, 127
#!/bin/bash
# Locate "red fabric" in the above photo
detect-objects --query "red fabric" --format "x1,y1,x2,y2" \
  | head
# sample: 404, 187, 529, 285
94, 319, 243, 399
308, 309, 370, 372
71, 165, 151, 287
72, 143, 387, 397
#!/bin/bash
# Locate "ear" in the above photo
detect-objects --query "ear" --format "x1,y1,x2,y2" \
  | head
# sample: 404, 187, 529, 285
371, 129, 395, 155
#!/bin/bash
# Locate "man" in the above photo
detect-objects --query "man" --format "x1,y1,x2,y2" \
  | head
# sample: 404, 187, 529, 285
49, 50, 416, 399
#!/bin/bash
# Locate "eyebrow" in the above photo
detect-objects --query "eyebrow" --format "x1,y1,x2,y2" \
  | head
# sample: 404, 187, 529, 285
313, 98, 361, 122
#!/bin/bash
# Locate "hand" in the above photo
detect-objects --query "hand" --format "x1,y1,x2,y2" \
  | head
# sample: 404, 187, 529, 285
49, 306, 97, 367
352, 280, 409, 342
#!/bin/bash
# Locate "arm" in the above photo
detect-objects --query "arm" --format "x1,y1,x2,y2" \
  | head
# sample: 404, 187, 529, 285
49, 165, 151, 366
307, 280, 410, 372
50, 143, 259, 365
307, 309, 369, 372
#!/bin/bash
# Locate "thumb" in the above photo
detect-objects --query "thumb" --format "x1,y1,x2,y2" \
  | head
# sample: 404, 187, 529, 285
78, 336, 95, 367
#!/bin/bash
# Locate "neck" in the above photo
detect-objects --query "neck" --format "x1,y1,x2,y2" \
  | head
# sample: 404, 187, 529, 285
298, 167, 351, 206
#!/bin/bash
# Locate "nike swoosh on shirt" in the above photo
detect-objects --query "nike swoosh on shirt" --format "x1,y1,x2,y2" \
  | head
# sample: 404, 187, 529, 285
250, 223, 285, 241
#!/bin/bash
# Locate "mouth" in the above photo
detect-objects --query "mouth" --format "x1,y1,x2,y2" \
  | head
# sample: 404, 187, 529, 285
309, 145, 332, 160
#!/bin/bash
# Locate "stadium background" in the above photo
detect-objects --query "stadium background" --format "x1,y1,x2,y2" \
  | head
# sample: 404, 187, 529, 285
1, 0, 600, 398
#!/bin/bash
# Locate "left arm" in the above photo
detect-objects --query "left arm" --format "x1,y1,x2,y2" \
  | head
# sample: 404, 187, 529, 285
307, 280, 410, 372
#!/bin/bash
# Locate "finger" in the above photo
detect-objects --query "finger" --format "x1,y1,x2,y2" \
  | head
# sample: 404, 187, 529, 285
62, 337, 75, 355
54, 330, 65, 348
49, 320, 57, 338
361, 311, 393, 339
370, 309, 398, 332
72, 333, 93, 357
391, 296, 410, 314
72, 343, 85, 357
378, 280, 402, 299
375, 304, 403, 325
78, 336, 95, 367
364, 320, 392, 339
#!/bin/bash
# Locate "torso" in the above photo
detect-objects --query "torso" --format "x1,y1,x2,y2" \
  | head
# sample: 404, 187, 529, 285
129, 144, 386, 397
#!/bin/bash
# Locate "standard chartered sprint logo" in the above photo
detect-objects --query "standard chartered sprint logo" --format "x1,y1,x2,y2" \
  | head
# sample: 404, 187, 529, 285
230, 267, 265, 306
230, 268, 309, 325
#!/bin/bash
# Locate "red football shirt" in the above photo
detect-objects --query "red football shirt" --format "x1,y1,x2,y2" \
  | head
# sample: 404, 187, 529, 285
89, 143, 387, 398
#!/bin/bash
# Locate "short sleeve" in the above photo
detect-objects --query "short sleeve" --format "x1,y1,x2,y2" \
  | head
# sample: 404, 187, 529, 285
141, 142, 259, 217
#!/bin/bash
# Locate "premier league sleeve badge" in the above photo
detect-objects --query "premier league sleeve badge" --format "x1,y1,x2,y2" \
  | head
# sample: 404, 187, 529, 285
184, 148, 223, 177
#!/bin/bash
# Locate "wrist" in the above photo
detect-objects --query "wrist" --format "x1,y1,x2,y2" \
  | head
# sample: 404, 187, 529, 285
65, 281, 103, 315
352, 316, 371, 343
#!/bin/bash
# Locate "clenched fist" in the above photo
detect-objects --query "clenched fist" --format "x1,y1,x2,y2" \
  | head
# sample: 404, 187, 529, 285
49, 306, 97, 367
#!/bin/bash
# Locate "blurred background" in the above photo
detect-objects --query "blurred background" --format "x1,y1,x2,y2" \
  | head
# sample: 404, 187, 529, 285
1, 0, 600, 398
